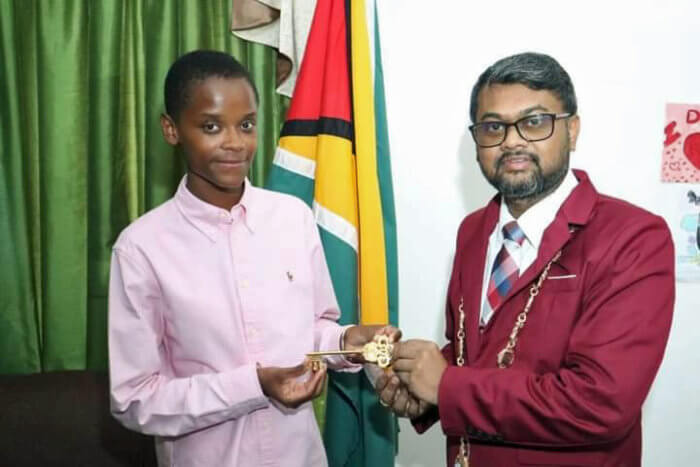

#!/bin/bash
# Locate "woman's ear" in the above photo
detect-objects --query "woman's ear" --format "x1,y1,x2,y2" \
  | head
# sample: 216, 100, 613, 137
160, 113, 179, 146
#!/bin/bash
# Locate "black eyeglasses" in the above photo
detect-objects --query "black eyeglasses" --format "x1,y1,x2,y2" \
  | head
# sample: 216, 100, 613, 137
469, 113, 573, 148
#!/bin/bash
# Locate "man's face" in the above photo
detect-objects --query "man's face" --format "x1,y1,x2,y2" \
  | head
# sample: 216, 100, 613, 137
161, 76, 258, 200
474, 83, 580, 200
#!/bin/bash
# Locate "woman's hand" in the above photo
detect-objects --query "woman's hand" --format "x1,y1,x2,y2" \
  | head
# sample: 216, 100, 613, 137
257, 361, 326, 409
343, 325, 402, 356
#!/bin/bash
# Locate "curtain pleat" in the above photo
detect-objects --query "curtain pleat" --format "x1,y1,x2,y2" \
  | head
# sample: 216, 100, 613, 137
0, 0, 288, 374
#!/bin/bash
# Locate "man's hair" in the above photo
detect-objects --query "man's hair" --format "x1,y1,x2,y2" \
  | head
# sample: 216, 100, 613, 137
469, 52, 577, 122
164, 50, 259, 121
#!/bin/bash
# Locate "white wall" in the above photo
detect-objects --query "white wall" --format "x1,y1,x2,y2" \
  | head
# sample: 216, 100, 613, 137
376, 1, 700, 465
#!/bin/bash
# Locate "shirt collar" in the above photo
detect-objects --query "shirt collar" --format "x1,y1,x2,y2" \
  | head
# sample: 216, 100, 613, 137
498, 169, 579, 250
174, 175, 257, 242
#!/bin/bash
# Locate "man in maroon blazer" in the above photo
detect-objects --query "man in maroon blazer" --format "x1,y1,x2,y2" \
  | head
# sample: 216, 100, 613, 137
376, 53, 675, 466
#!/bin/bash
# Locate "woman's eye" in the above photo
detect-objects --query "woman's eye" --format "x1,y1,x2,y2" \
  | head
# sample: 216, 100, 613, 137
241, 120, 256, 131
202, 122, 220, 133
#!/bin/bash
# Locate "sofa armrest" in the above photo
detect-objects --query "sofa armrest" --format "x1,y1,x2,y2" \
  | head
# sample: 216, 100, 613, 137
0, 370, 157, 467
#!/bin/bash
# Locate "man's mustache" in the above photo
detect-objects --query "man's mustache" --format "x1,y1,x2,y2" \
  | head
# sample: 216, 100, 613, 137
496, 151, 540, 170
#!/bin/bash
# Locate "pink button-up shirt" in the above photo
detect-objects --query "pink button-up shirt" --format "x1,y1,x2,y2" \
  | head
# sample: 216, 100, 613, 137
109, 177, 356, 467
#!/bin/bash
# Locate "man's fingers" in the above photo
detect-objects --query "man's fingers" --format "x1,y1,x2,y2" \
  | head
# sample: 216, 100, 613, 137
406, 399, 419, 418
392, 339, 437, 360
374, 373, 391, 392
379, 375, 401, 406
406, 396, 424, 419
394, 370, 411, 387
391, 358, 413, 373
391, 388, 410, 416
392, 340, 418, 359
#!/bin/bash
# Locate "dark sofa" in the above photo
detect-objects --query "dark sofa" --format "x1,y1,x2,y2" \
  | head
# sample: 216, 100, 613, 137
0, 370, 157, 467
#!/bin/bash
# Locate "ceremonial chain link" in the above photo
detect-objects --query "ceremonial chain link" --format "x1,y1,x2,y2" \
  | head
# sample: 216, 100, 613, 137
455, 250, 562, 467
456, 297, 470, 466
496, 250, 561, 368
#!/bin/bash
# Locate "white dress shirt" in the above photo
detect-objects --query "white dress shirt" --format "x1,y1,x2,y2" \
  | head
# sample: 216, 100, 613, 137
480, 170, 579, 325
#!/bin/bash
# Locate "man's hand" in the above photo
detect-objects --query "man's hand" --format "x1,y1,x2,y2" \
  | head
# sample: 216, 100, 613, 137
375, 370, 432, 419
257, 361, 326, 409
392, 339, 447, 405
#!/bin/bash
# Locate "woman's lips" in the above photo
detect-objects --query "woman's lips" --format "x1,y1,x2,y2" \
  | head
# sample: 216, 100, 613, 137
214, 159, 247, 167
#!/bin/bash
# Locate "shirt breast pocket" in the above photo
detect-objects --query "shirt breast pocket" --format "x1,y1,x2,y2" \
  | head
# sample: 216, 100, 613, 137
542, 257, 580, 293
524, 269, 582, 372
544, 273, 579, 292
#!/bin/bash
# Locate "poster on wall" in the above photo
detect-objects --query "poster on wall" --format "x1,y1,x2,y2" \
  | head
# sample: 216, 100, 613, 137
660, 104, 700, 281
661, 103, 700, 183
667, 187, 700, 282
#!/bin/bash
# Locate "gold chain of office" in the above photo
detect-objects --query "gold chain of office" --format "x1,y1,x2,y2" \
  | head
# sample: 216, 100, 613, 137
453, 250, 562, 467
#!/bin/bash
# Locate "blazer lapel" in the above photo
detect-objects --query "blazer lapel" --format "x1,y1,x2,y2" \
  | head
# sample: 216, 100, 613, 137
497, 169, 599, 311
462, 198, 499, 364
511, 217, 571, 295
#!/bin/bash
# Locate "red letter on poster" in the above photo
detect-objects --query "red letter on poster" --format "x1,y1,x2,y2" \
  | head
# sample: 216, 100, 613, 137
665, 121, 681, 147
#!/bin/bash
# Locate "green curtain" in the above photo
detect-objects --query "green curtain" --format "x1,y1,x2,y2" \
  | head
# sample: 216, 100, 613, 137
0, 0, 288, 374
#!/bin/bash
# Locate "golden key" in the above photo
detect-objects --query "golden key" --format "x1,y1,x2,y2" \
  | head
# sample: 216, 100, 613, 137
307, 335, 394, 371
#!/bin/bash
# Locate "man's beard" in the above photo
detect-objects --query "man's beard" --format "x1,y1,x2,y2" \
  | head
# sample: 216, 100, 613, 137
480, 150, 569, 200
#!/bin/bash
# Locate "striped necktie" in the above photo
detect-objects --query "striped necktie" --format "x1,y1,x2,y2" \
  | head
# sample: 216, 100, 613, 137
484, 221, 526, 323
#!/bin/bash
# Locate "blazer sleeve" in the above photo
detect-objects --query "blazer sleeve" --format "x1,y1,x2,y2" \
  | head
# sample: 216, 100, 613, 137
437, 215, 675, 447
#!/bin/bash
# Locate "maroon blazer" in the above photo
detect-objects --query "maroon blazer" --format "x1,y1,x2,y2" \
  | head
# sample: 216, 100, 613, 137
414, 170, 674, 467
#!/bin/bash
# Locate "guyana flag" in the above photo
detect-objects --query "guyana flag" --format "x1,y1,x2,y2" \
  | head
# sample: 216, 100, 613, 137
265, 0, 399, 465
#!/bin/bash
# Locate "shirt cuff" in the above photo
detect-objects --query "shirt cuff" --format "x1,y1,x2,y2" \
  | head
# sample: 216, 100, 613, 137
319, 324, 362, 371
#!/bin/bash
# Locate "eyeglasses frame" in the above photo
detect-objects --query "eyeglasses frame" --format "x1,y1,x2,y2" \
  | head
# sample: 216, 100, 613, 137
468, 112, 574, 148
